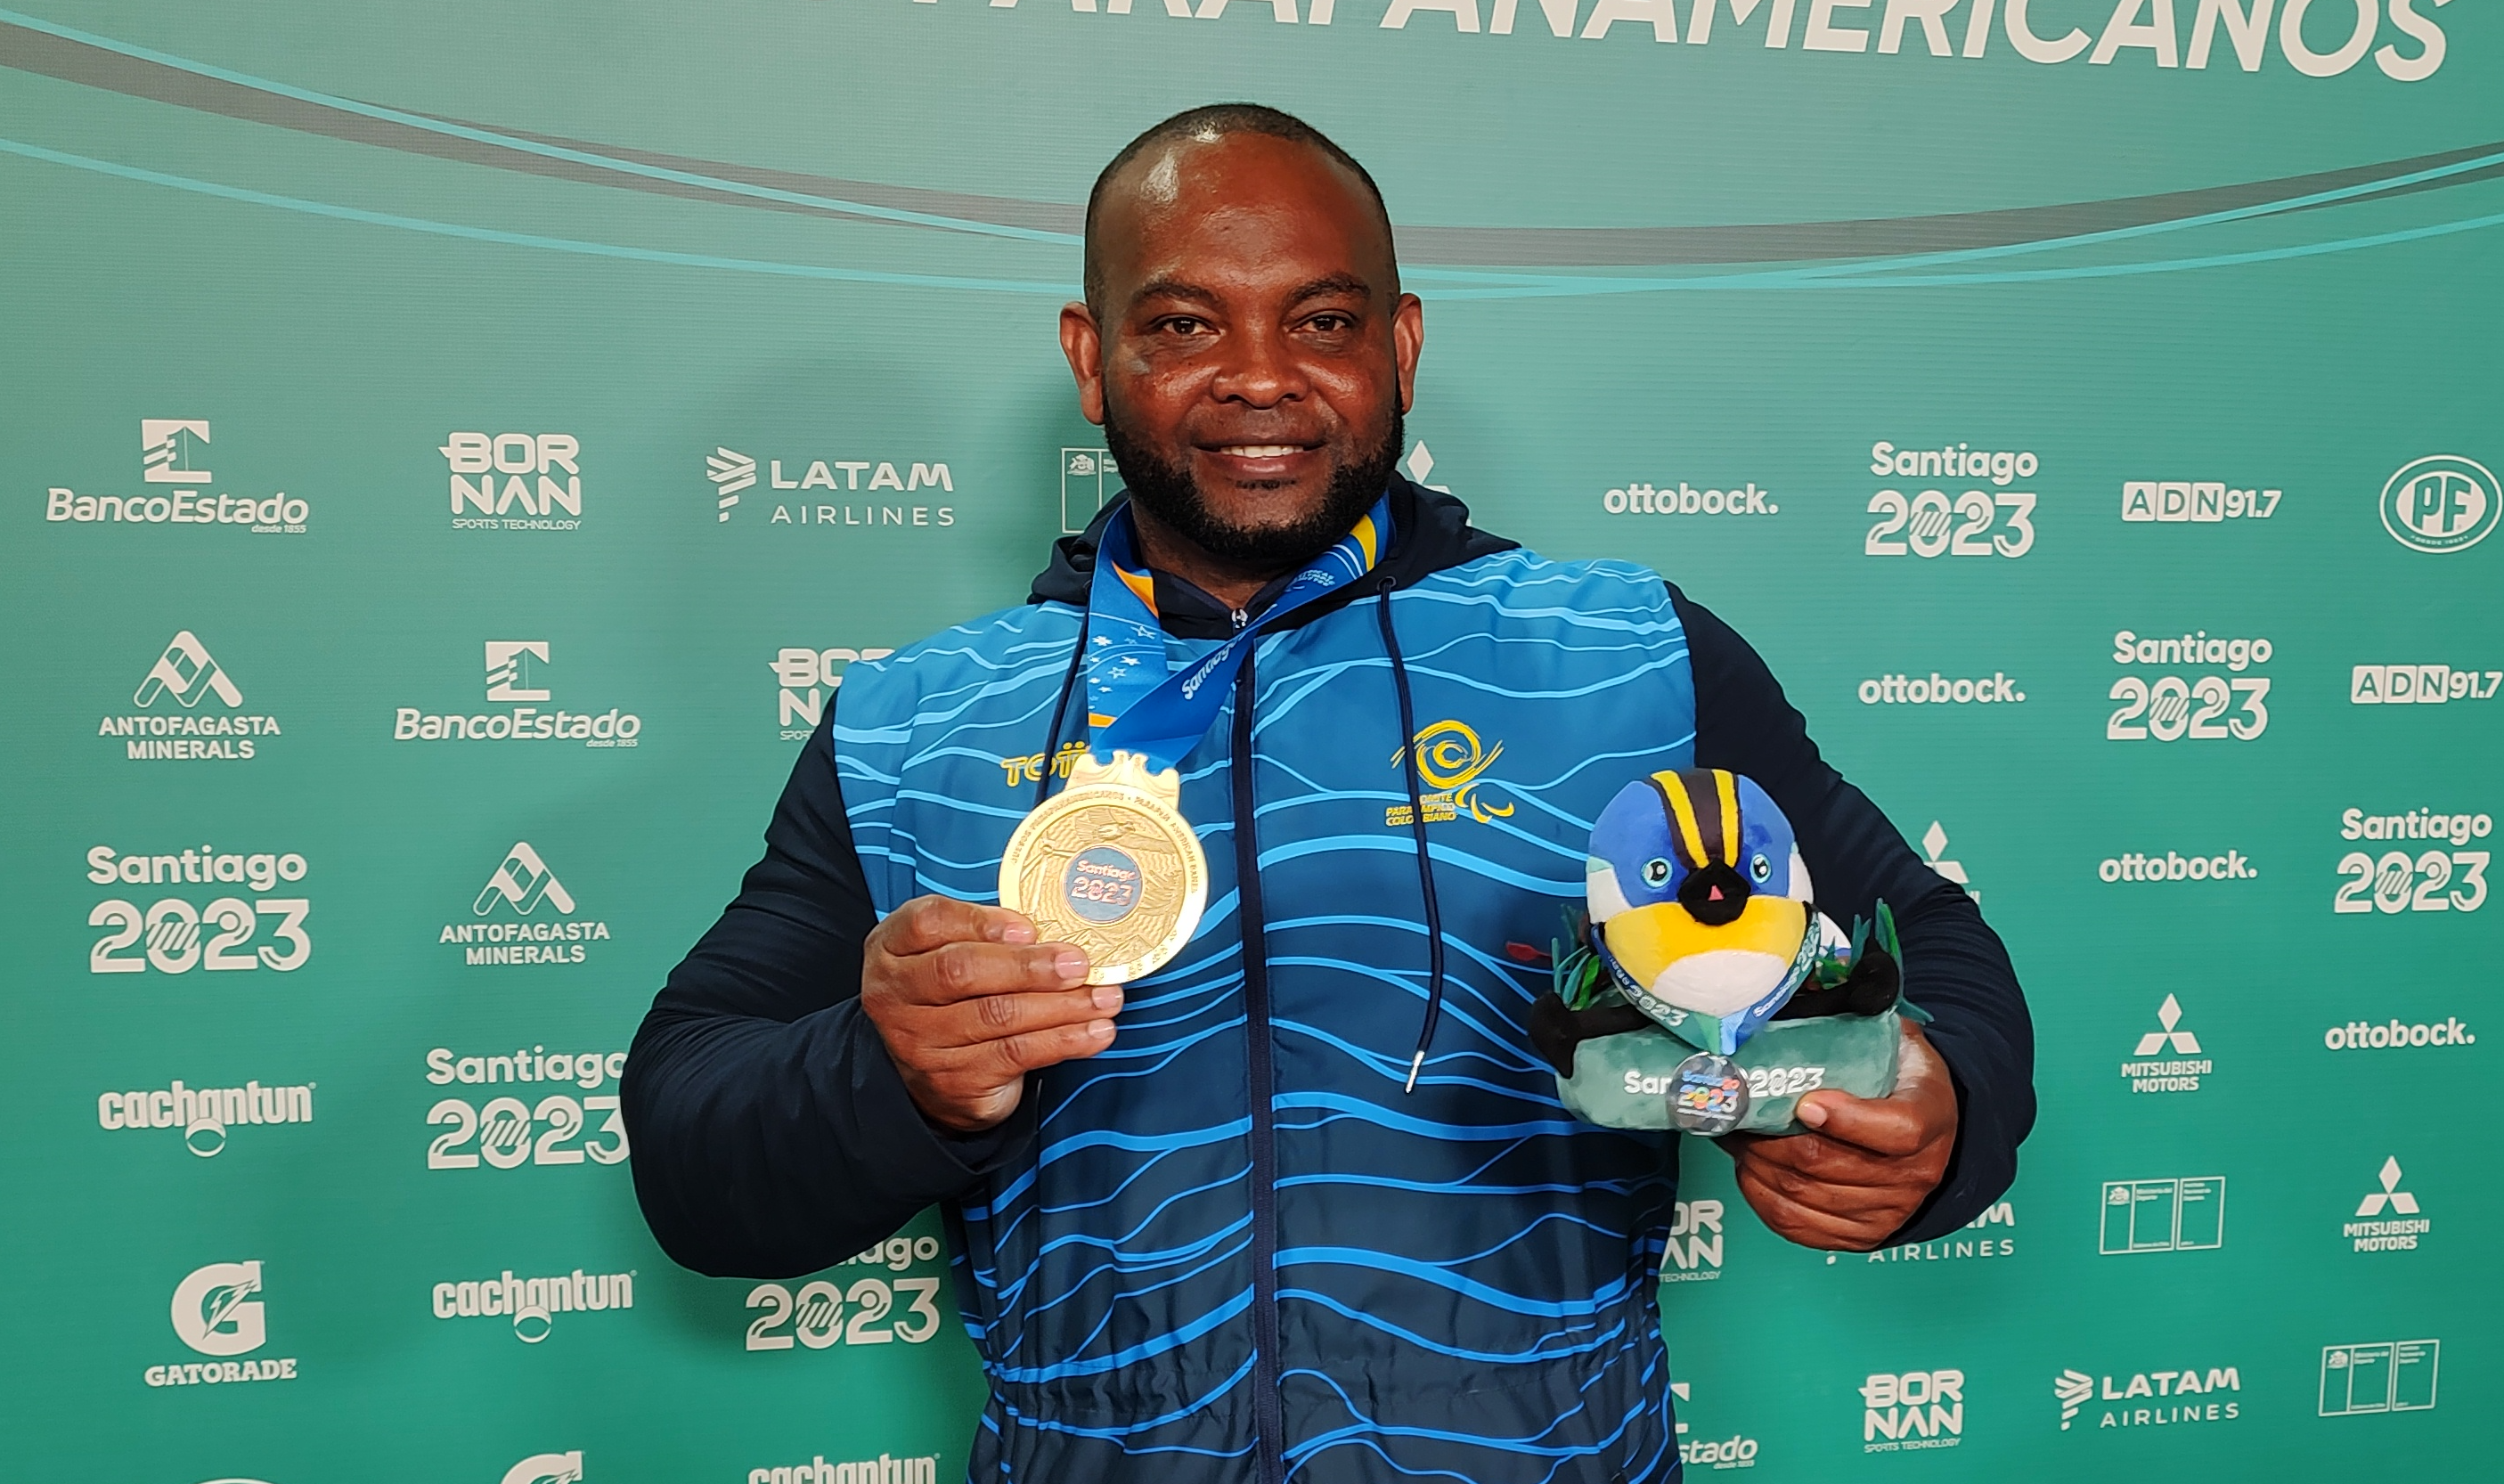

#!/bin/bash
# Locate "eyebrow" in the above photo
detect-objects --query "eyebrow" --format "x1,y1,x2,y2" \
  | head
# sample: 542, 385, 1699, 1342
1285, 273, 1372, 306
1129, 278, 1222, 311
1126, 273, 1374, 314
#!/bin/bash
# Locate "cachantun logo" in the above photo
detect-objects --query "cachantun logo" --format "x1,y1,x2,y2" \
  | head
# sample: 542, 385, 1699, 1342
2099, 1176, 2224, 1254
708, 447, 957, 529
432, 1267, 634, 1343
2380, 455, 2498, 554
1859, 1368, 1963, 1451
45, 419, 308, 534
2119, 480, 2280, 523
771, 646, 895, 739
393, 642, 642, 746
743, 1454, 939, 1484
102, 631, 282, 761
2120, 994, 2209, 1093
98, 1076, 314, 1157
2350, 664, 2500, 705
86, 844, 313, 977
2053, 1363, 2240, 1431
444, 842, 608, 966
2346, 1157, 2428, 1252
444, 432, 583, 531
147, 1260, 298, 1388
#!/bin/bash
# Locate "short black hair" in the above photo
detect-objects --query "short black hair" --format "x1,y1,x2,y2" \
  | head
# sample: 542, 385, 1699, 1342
1081, 103, 1394, 314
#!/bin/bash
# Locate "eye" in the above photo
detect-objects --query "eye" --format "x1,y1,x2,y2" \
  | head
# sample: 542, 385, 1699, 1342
1750, 853, 1773, 885
1642, 858, 1671, 888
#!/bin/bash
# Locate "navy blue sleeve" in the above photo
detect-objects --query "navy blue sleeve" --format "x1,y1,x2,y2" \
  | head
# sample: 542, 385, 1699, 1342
1670, 585, 2035, 1245
622, 713, 1036, 1279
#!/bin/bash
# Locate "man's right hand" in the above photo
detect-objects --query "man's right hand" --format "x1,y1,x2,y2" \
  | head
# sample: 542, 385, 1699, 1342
860, 894, 1119, 1134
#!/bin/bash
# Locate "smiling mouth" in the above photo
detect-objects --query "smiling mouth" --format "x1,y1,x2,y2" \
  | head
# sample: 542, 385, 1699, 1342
1208, 444, 1315, 459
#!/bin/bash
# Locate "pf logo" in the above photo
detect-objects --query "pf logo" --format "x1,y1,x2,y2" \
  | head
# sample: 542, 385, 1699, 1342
2381, 456, 2500, 554
171, 1260, 265, 1357
502, 1453, 583, 1484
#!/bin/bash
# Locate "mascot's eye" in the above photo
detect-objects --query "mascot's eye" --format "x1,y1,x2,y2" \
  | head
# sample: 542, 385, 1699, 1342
1750, 853, 1773, 885
1642, 858, 1671, 888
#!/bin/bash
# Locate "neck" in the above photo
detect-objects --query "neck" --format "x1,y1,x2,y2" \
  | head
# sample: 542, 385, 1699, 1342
1125, 502, 1293, 612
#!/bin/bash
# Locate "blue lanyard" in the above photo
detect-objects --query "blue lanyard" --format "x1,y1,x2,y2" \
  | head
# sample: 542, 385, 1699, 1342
1083, 493, 1392, 774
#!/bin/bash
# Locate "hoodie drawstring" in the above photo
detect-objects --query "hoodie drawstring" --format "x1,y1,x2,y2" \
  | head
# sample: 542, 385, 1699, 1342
1376, 576, 1448, 1094
1037, 607, 1093, 811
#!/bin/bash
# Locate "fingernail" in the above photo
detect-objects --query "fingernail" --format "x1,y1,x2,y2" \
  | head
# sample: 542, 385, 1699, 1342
996, 918, 1037, 944
1092, 984, 1122, 1012
1055, 950, 1089, 983
1087, 1019, 1115, 1040
1796, 1098, 1829, 1129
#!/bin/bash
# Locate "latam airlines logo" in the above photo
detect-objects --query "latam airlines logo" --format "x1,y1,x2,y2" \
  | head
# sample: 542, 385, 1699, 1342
1846, 1200, 2017, 1265
2054, 1364, 2240, 1431
146, 1260, 299, 1388
45, 419, 309, 533
710, 446, 957, 529
2380, 456, 2498, 554
444, 432, 583, 531
442, 843, 609, 966
101, 632, 281, 762
393, 642, 642, 746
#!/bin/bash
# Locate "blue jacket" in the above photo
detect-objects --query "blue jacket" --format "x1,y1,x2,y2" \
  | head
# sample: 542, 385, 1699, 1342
624, 479, 2032, 1484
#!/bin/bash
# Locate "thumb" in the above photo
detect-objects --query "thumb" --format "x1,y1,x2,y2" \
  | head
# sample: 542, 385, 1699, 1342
1792, 1024, 1942, 1154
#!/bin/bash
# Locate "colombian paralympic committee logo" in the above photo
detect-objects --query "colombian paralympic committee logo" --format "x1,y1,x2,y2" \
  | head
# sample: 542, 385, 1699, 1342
2381, 456, 2499, 553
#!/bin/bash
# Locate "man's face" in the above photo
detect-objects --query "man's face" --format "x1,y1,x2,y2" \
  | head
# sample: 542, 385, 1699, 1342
1062, 132, 1423, 575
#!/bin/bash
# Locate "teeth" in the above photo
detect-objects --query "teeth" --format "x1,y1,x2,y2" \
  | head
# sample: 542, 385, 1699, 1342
1218, 444, 1301, 458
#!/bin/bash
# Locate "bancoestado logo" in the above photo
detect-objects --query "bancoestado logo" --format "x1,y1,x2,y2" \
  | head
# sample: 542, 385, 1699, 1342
425, 1046, 630, 1171
744, 1237, 948, 1354
772, 647, 895, 739
2351, 664, 2500, 704
1858, 672, 2024, 705
101, 631, 282, 761
2100, 1176, 2225, 1255
2346, 1157, 2427, 1252
432, 1267, 634, 1343
1839, 1201, 2016, 1267
745, 1455, 939, 1484
705, 447, 957, 528
2119, 480, 2280, 523
1385, 720, 1514, 827
1673, 1380, 1759, 1472
99, 1077, 313, 1157
444, 843, 608, 966
2381, 455, 2498, 554
1662, 1199, 1724, 1284
1865, 441, 2036, 561
2121, 994, 2209, 1094
2108, 629, 2271, 743
45, 419, 308, 534
2334, 807, 2490, 915
1860, 1368, 1962, 1451
86, 844, 312, 976
392, 642, 641, 746
1602, 480, 1778, 518
444, 432, 583, 532
147, 1260, 298, 1388
2053, 1364, 2240, 1431
2098, 848, 2255, 883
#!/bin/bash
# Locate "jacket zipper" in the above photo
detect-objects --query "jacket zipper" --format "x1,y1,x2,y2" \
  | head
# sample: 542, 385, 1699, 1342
1230, 642, 1285, 1484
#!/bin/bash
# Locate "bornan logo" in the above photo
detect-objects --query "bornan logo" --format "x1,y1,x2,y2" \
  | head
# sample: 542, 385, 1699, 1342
1662, 1199, 1723, 1284
444, 432, 582, 531
2380, 455, 2498, 554
502, 1454, 583, 1484
393, 642, 642, 746
714, 449, 957, 529
433, 1268, 634, 1342
102, 631, 281, 761
1672, 1380, 1760, 1471
2120, 994, 2210, 1093
443, 842, 608, 966
2099, 1176, 2225, 1254
1385, 721, 1514, 828
2351, 665, 2501, 704
45, 419, 308, 534
2346, 1157, 2428, 1252
2119, 481, 2280, 522
148, 1260, 298, 1388
98, 1077, 314, 1157
2321, 1341, 2440, 1416
1860, 1368, 1963, 1451
2053, 1364, 2240, 1431
772, 647, 895, 739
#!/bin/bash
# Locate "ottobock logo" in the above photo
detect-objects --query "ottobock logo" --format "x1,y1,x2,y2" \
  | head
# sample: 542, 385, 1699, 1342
1062, 447, 1115, 535
147, 1260, 298, 1388
1920, 822, 1978, 902
2108, 629, 2272, 744
743, 1454, 939, 1484
2097, 848, 2256, 883
444, 432, 582, 531
2119, 481, 2280, 522
393, 642, 642, 746
771, 646, 896, 739
718, 448, 957, 529
2335, 806, 2492, 916
1385, 721, 1514, 828
2099, 1176, 2225, 1254
102, 631, 281, 762
2321, 1341, 2440, 1416
45, 418, 309, 534
2324, 1016, 2475, 1050
1858, 672, 2023, 705
1843, 1200, 2016, 1266
2351, 665, 2501, 704
2053, 1363, 2240, 1431
443, 842, 608, 966
1859, 1368, 1963, 1451
502, 1454, 584, 1484
1663, 1199, 1724, 1284
2380, 455, 2498, 554
84, 844, 313, 978
1603, 480, 1779, 518
2346, 1157, 2429, 1253
2120, 994, 2210, 1094
1672, 1380, 1760, 1471
98, 1077, 314, 1157
432, 1268, 634, 1343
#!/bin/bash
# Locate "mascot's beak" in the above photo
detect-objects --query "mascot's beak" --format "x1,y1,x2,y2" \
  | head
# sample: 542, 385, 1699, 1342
1676, 862, 1751, 926
1602, 893, 1810, 1019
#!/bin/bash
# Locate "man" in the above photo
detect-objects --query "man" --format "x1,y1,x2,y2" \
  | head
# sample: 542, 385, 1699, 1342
625, 105, 2031, 1484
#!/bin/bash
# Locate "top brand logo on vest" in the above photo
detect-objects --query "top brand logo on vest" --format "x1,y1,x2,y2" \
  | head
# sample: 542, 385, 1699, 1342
2380, 456, 2499, 553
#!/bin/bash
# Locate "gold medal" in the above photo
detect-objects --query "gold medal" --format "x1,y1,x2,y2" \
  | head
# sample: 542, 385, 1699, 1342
999, 749, 1209, 985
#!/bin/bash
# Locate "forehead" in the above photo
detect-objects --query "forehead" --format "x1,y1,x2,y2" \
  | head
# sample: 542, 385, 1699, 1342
1096, 133, 1391, 298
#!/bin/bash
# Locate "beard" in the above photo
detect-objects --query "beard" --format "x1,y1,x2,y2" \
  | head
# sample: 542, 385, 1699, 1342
1103, 404, 1403, 580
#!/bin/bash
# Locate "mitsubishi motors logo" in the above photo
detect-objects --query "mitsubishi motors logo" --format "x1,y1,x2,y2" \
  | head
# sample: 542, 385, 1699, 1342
2347, 1157, 2430, 1253
1921, 823, 1978, 902
2120, 995, 2211, 1095
2135, 994, 2201, 1056
485, 641, 551, 703
2356, 1157, 2418, 1218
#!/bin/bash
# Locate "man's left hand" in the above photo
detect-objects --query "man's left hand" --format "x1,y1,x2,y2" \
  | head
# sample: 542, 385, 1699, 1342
1724, 1022, 1958, 1251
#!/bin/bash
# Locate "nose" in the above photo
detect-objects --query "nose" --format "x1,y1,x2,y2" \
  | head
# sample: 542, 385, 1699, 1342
1676, 862, 1750, 926
1208, 322, 1306, 411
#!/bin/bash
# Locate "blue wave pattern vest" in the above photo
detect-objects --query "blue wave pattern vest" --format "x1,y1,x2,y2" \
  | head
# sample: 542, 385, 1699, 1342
834, 549, 1698, 1484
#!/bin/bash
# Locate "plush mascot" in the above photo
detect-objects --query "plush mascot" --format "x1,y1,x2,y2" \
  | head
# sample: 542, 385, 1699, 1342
1530, 768, 1921, 1137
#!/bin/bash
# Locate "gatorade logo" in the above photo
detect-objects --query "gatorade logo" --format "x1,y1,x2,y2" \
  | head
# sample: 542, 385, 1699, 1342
502, 1454, 583, 1484
146, 1260, 300, 1388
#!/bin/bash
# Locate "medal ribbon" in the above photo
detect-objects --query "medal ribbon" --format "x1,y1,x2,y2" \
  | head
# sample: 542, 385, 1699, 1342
1081, 493, 1391, 774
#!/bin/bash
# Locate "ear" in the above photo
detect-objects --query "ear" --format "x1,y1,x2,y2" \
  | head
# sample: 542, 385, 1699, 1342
1060, 301, 1106, 427
1391, 292, 1424, 414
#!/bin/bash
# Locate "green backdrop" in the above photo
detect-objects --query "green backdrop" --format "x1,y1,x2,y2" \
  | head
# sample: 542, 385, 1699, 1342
4, 0, 2499, 1479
